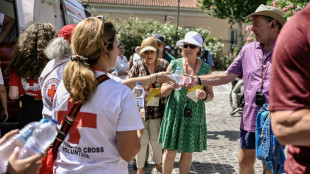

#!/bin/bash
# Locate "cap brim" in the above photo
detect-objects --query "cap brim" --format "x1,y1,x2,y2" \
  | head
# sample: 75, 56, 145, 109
140, 46, 157, 54
176, 39, 202, 47
244, 11, 285, 26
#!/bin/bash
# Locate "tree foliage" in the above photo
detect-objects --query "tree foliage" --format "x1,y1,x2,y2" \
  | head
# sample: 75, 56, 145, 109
102, 16, 227, 69
198, 0, 268, 24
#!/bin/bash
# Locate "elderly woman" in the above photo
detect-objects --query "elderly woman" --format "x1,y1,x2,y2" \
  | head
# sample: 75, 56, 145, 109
159, 31, 214, 174
52, 18, 144, 173
6, 23, 56, 128
126, 37, 169, 174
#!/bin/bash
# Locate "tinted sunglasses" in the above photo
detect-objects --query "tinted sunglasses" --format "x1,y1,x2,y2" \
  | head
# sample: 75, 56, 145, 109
183, 44, 198, 49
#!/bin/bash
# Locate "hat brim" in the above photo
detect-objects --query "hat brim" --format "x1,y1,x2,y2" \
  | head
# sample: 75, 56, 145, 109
140, 46, 157, 54
176, 39, 202, 48
245, 11, 285, 27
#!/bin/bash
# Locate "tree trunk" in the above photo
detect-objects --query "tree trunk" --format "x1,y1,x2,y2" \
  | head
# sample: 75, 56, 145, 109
237, 21, 243, 53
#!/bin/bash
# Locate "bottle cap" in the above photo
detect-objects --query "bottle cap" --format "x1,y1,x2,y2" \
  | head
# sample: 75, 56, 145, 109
136, 82, 142, 85
115, 69, 118, 72
49, 118, 58, 124
176, 67, 181, 70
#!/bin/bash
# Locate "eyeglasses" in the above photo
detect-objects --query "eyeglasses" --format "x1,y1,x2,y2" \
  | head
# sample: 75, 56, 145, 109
183, 44, 198, 49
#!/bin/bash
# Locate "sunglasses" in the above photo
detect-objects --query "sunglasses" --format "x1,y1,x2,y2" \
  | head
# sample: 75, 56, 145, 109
183, 44, 198, 49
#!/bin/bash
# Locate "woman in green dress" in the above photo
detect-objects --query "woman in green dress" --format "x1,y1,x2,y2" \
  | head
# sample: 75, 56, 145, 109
159, 31, 214, 174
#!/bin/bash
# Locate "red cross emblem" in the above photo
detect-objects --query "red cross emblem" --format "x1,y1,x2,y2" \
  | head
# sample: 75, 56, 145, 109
57, 102, 97, 144
47, 85, 56, 102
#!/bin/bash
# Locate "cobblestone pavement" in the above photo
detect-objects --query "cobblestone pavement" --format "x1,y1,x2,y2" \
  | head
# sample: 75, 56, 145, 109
128, 71, 264, 174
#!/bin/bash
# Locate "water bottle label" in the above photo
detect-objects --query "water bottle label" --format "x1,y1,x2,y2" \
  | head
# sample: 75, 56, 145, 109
17, 129, 33, 143
135, 98, 144, 108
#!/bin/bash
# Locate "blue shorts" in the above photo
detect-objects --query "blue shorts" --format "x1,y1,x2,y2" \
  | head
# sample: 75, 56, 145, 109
240, 128, 256, 149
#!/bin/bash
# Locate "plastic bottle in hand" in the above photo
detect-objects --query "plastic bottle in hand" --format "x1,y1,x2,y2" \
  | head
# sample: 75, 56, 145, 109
0, 118, 48, 172
111, 69, 119, 77
174, 67, 183, 90
18, 118, 58, 159
133, 82, 145, 109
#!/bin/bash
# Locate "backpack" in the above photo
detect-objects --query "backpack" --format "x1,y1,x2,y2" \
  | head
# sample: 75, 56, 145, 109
255, 103, 286, 174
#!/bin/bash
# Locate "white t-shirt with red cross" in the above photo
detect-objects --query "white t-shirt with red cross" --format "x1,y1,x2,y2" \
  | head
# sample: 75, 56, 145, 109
39, 58, 70, 119
52, 69, 144, 174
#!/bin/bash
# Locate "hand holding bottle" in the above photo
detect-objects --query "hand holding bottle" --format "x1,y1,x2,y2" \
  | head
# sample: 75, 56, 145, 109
6, 146, 44, 174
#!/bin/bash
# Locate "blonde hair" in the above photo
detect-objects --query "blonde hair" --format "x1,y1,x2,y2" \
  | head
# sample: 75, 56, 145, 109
63, 18, 116, 104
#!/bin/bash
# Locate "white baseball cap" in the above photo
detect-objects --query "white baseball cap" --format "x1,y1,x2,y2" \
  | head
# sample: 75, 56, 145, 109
176, 31, 203, 48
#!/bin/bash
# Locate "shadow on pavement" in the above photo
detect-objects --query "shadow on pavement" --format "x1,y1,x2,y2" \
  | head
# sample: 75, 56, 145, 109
173, 161, 236, 174
207, 130, 239, 141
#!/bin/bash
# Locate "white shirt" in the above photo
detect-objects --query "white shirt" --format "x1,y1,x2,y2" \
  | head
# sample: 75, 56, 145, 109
39, 58, 70, 119
52, 70, 144, 174
133, 53, 141, 64
115, 55, 129, 79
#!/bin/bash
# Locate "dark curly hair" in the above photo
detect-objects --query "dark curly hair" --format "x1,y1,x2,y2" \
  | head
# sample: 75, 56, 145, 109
6, 23, 57, 79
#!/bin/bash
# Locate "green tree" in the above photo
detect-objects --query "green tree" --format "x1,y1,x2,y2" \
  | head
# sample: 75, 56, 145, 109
198, 0, 267, 52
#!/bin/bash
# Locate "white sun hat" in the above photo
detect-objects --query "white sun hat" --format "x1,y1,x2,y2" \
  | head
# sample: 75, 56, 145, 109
176, 31, 203, 48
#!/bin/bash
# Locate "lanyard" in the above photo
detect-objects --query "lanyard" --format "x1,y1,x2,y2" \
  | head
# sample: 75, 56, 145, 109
92, 66, 107, 74
260, 51, 270, 92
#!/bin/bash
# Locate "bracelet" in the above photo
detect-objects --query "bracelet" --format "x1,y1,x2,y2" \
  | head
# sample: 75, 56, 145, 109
197, 76, 202, 86
155, 73, 158, 82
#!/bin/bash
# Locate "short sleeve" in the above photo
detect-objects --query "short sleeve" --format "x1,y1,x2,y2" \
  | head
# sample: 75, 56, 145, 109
8, 71, 20, 86
117, 90, 144, 131
227, 48, 244, 77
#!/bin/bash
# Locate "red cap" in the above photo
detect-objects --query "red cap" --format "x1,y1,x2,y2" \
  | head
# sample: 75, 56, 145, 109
58, 24, 76, 43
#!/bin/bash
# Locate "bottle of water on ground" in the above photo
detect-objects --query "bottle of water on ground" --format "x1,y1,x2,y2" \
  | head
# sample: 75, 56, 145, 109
18, 118, 58, 159
133, 82, 145, 109
174, 67, 182, 90
0, 118, 48, 172
111, 69, 119, 77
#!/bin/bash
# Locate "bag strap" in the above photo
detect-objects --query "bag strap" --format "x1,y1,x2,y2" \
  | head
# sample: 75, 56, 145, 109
51, 74, 110, 155
141, 60, 156, 89
41, 60, 69, 84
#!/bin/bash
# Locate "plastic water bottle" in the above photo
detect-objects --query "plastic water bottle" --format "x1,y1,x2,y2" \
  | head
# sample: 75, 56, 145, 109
18, 118, 58, 159
111, 69, 119, 77
0, 118, 48, 172
174, 67, 183, 90
133, 82, 145, 109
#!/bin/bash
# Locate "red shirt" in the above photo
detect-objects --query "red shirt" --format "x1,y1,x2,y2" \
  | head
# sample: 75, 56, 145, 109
9, 71, 42, 100
269, 4, 310, 174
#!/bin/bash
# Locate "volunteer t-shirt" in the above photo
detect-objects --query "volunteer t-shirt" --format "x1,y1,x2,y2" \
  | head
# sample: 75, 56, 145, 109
9, 72, 41, 100
52, 70, 144, 174
39, 58, 70, 119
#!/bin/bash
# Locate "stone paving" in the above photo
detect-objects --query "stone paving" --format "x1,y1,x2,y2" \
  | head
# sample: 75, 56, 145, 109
128, 72, 264, 174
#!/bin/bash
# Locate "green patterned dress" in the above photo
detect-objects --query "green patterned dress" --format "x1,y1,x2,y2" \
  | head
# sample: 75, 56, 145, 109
158, 58, 211, 153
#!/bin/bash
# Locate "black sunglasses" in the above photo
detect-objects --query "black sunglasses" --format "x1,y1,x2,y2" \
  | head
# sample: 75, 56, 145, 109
183, 44, 198, 49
